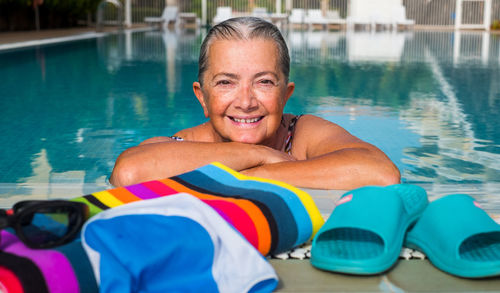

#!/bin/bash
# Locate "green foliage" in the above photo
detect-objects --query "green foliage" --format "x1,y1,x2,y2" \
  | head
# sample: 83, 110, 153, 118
0, 0, 101, 30
491, 19, 500, 30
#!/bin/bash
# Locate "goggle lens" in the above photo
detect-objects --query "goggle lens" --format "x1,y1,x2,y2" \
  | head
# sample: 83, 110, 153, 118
11, 203, 86, 249
21, 211, 71, 246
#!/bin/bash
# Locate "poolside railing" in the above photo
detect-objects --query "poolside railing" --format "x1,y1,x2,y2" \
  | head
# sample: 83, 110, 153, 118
98, 0, 500, 31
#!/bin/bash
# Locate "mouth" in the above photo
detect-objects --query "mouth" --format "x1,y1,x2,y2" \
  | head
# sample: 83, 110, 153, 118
228, 116, 264, 124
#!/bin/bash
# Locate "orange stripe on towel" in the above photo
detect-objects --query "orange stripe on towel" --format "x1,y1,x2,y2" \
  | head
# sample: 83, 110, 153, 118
159, 178, 272, 255
108, 187, 142, 204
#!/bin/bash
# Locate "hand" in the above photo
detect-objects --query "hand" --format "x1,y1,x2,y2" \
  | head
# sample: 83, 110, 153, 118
240, 147, 295, 178
257, 145, 297, 165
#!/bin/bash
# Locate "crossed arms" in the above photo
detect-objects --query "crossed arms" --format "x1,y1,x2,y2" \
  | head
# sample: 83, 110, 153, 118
109, 115, 400, 189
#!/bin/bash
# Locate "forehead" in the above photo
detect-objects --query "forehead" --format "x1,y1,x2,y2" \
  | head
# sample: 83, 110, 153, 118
206, 38, 280, 73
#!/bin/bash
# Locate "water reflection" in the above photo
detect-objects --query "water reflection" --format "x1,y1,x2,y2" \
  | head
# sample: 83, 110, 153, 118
286, 30, 500, 66
285, 30, 500, 183
0, 29, 498, 191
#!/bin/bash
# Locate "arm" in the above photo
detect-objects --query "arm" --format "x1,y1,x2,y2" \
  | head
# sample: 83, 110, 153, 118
241, 115, 400, 190
109, 137, 294, 187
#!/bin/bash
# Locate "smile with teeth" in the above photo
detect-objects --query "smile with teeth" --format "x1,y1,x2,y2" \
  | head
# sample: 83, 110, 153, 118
229, 116, 263, 123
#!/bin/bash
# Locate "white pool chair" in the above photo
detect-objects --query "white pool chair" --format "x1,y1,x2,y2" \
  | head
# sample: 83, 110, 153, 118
391, 6, 415, 29
144, 6, 178, 28
346, 0, 375, 30
304, 9, 346, 30
304, 9, 329, 29
178, 12, 200, 28
212, 7, 233, 25
269, 13, 289, 27
289, 9, 305, 28
325, 10, 346, 28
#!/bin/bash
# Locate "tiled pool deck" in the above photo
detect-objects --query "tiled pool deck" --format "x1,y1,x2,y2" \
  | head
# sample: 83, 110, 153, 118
1, 27, 500, 292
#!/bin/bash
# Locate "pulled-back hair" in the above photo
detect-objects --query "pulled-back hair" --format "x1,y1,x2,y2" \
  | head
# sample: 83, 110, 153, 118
198, 17, 290, 86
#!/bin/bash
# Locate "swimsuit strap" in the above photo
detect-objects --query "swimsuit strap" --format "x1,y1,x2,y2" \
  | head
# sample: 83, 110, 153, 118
284, 115, 303, 155
170, 136, 184, 141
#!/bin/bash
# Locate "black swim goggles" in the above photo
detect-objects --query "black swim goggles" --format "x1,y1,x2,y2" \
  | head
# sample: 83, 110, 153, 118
0, 200, 89, 249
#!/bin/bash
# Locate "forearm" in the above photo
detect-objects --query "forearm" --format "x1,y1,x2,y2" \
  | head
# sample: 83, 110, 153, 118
110, 141, 265, 187
241, 148, 401, 190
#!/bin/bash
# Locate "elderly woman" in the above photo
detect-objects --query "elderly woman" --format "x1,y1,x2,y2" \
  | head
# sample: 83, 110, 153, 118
110, 17, 400, 189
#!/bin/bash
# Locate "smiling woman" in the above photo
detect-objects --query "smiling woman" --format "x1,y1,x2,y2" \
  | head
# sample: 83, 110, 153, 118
109, 17, 400, 190
193, 38, 293, 145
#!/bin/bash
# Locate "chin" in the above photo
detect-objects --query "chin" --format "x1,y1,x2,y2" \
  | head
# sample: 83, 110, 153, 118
231, 135, 264, 145
234, 138, 260, 144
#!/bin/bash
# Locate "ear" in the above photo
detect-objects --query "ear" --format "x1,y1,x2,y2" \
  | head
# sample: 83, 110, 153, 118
193, 82, 209, 118
284, 82, 295, 105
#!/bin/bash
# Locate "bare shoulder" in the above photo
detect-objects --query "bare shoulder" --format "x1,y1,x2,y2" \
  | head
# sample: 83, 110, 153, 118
174, 122, 215, 142
138, 123, 212, 146
295, 114, 354, 139
293, 114, 364, 157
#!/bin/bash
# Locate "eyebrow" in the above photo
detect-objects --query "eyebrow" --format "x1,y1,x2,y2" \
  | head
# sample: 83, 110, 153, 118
212, 72, 239, 81
212, 71, 279, 81
255, 71, 279, 80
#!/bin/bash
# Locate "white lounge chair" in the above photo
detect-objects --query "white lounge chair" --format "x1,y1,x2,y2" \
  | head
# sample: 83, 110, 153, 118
289, 8, 305, 27
144, 6, 178, 27
269, 13, 289, 27
326, 10, 346, 24
304, 9, 346, 30
347, 0, 377, 30
304, 9, 329, 29
347, 0, 413, 31
178, 12, 200, 28
212, 7, 232, 25
391, 6, 415, 29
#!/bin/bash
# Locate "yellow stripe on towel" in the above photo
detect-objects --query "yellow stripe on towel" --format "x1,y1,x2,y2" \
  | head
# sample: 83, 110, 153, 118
92, 190, 125, 208
211, 162, 324, 239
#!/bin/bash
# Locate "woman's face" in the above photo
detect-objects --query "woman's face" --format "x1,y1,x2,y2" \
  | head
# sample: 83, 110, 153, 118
193, 38, 295, 145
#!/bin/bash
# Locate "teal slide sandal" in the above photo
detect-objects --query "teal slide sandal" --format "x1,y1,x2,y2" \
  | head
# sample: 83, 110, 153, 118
405, 194, 500, 278
311, 184, 428, 275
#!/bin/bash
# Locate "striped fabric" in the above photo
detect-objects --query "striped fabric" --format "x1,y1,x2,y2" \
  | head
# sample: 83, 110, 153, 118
0, 231, 98, 293
0, 162, 324, 292
73, 162, 324, 256
82, 194, 280, 292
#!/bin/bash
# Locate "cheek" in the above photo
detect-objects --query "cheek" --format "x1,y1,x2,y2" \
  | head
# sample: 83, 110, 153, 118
206, 94, 232, 115
261, 93, 286, 112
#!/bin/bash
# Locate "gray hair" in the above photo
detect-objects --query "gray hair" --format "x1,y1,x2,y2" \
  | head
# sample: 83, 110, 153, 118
198, 17, 290, 86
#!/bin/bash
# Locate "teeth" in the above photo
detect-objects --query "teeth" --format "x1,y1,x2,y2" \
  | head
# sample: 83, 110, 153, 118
232, 117, 261, 123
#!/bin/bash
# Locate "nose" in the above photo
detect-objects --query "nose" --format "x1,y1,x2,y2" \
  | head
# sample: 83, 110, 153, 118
235, 82, 258, 111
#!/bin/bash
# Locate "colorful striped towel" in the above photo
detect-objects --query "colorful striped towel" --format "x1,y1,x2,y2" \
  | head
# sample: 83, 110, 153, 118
82, 193, 280, 292
0, 162, 324, 292
73, 162, 323, 255
0, 232, 97, 293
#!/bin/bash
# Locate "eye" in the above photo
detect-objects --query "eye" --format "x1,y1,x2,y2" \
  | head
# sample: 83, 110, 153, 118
258, 79, 275, 86
215, 80, 232, 86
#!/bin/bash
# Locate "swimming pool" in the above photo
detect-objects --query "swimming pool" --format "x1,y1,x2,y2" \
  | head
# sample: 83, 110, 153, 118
0, 29, 499, 206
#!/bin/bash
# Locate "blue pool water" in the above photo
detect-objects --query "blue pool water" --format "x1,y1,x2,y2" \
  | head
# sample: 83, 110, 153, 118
0, 29, 499, 192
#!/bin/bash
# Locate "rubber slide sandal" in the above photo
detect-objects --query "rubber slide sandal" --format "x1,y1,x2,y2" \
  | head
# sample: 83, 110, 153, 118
405, 194, 500, 278
311, 184, 428, 275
